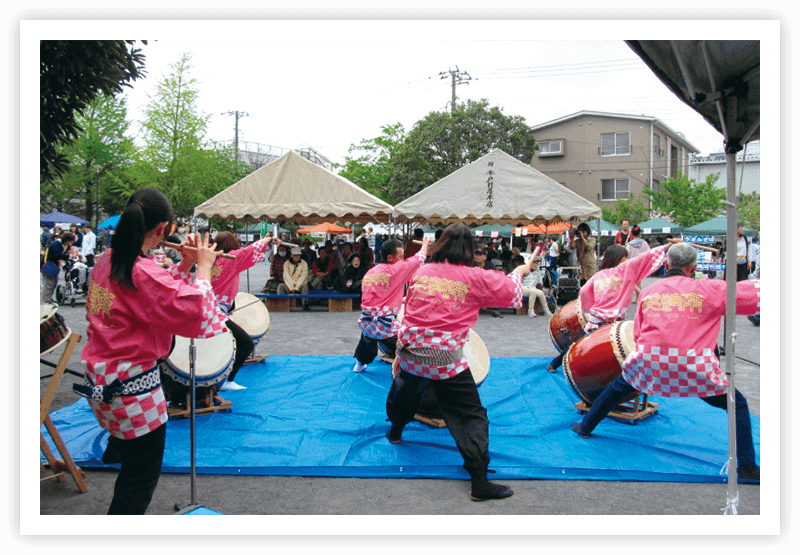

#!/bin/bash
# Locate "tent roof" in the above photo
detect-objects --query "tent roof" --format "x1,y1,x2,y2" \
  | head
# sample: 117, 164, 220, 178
634, 217, 684, 233
391, 149, 601, 225
297, 222, 353, 234
41, 211, 89, 226
626, 40, 760, 151
194, 151, 394, 224
683, 216, 757, 236
471, 223, 515, 237
582, 219, 620, 234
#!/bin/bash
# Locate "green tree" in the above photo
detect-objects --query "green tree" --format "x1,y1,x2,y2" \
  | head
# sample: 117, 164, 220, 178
600, 193, 650, 227
338, 123, 406, 204
138, 53, 214, 217
40, 40, 146, 183
738, 192, 760, 232
388, 99, 538, 202
40, 94, 137, 224
641, 172, 726, 228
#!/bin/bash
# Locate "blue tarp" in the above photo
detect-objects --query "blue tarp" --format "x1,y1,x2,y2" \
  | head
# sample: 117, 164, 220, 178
42, 356, 758, 483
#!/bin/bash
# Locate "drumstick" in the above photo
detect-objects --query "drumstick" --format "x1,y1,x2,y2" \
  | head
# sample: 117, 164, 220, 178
412, 240, 423, 245
160, 241, 237, 259
685, 242, 719, 253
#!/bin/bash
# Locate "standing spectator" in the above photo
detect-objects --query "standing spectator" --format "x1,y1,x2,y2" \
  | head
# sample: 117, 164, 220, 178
748, 235, 760, 275
374, 232, 385, 255
404, 228, 425, 260
81, 224, 97, 267
569, 223, 597, 286
615, 219, 632, 246
69, 223, 84, 252
731, 222, 750, 282
546, 236, 560, 288
41, 232, 76, 303
41, 225, 52, 251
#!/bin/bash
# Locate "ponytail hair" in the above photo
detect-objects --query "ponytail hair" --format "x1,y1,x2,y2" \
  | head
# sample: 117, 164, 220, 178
111, 188, 173, 289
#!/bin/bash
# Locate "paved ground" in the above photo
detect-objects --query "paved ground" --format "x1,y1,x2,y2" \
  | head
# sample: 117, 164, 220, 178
38, 258, 763, 518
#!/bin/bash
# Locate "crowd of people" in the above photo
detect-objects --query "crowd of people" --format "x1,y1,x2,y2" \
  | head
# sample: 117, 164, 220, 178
42, 198, 761, 514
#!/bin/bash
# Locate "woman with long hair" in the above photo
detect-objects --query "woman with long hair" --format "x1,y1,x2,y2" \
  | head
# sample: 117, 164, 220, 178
386, 223, 530, 502
74, 188, 227, 514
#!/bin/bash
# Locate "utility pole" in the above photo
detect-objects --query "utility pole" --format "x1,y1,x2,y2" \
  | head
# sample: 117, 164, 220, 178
221, 110, 250, 161
438, 65, 472, 113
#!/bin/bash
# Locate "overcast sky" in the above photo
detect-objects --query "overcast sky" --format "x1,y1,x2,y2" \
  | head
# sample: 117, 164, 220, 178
114, 20, 749, 165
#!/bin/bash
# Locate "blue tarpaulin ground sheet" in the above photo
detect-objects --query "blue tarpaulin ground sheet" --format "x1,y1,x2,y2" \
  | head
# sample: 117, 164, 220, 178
42, 356, 759, 483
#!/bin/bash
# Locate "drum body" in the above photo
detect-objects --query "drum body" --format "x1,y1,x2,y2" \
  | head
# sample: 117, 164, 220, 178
40, 303, 71, 355
229, 292, 271, 345
563, 320, 637, 405
548, 297, 587, 352
160, 333, 236, 403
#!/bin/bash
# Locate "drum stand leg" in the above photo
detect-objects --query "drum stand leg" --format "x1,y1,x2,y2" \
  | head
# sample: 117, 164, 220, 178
574, 394, 659, 425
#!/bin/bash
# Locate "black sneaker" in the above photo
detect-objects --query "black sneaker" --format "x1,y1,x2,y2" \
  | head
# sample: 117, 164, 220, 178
386, 425, 403, 444
491, 309, 503, 318
470, 481, 514, 502
738, 465, 760, 484
546, 363, 557, 373
572, 422, 591, 438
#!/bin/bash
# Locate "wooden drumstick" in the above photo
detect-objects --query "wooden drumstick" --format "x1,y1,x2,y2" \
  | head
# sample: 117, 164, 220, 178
160, 241, 237, 259
685, 242, 719, 254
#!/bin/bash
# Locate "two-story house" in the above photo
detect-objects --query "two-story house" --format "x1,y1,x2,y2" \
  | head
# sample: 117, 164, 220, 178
529, 111, 700, 210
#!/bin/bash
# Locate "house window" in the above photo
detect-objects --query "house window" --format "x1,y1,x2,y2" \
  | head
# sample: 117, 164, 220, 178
651, 179, 661, 193
653, 133, 663, 157
600, 132, 631, 156
538, 139, 564, 157
601, 178, 630, 200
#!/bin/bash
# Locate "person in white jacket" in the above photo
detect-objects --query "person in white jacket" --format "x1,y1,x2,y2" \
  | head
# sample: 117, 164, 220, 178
520, 256, 552, 318
80, 224, 97, 267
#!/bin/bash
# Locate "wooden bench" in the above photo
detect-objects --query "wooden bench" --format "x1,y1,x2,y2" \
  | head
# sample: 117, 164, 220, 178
254, 292, 360, 313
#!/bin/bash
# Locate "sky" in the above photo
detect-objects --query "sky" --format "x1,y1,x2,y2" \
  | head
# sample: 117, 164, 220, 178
113, 20, 747, 166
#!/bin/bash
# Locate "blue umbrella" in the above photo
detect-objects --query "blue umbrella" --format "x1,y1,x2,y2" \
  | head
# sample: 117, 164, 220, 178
96, 214, 120, 230
40, 211, 89, 227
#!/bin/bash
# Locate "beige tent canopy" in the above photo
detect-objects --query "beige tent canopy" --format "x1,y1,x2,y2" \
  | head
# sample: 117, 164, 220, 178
392, 149, 601, 226
193, 151, 394, 224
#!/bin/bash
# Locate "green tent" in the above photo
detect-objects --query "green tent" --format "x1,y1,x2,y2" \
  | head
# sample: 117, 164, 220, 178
471, 223, 515, 237
580, 219, 620, 236
634, 217, 684, 234
683, 216, 757, 236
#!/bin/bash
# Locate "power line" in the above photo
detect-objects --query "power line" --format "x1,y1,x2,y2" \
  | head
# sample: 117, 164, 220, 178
438, 65, 473, 112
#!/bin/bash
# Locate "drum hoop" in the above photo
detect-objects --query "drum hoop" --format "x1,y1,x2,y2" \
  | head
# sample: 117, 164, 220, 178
575, 297, 587, 328
40, 325, 72, 356
610, 321, 627, 367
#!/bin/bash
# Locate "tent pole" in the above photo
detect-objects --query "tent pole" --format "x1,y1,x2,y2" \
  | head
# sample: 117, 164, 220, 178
723, 148, 740, 514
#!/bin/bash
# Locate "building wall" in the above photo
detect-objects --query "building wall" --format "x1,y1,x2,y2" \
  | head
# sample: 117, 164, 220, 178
688, 157, 760, 196
530, 113, 693, 209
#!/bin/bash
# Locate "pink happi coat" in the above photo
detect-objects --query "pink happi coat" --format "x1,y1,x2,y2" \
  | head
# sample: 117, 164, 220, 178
210, 239, 270, 311
397, 263, 522, 380
359, 249, 427, 339
623, 275, 761, 397
580, 245, 667, 332
81, 251, 228, 439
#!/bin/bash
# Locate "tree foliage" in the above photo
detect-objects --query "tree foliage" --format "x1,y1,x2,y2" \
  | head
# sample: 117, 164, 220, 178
600, 193, 650, 227
641, 172, 726, 228
387, 99, 538, 202
337, 123, 406, 204
738, 191, 760, 232
40, 40, 146, 183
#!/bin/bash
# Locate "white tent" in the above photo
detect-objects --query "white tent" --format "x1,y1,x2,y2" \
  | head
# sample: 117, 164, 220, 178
193, 151, 394, 224
391, 149, 601, 226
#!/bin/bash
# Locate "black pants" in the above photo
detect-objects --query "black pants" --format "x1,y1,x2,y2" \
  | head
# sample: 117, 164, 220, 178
386, 368, 490, 472
225, 320, 254, 382
106, 423, 167, 515
354, 334, 396, 365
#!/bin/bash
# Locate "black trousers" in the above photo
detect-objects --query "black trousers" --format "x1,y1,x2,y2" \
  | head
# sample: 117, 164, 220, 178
386, 368, 490, 472
354, 334, 396, 365
106, 423, 167, 515
225, 320, 254, 382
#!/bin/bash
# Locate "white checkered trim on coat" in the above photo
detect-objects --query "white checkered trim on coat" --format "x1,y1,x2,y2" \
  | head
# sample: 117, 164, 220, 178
169, 261, 193, 284
194, 278, 229, 338
584, 308, 625, 333
398, 326, 470, 351
396, 355, 469, 380
622, 345, 726, 398
508, 272, 524, 309
358, 308, 400, 340
88, 386, 168, 440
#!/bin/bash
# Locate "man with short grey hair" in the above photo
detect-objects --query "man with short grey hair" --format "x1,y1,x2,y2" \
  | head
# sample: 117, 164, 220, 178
572, 242, 762, 483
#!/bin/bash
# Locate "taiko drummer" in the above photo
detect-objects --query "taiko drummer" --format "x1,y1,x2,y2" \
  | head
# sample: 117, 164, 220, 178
546, 238, 680, 373
74, 188, 227, 514
209, 231, 275, 391
386, 223, 530, 502
571, 243, 761, 484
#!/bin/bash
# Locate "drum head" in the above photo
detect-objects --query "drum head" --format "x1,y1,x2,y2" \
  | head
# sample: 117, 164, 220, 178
230, 292, 271, 339
167, 333, 236, 385
40, 303, 71, 355
612, 320, 636, 365
464, 329, 490, 385
40, 303, 59, 323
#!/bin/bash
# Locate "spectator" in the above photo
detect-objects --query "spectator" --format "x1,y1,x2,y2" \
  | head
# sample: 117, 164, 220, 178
748, 235, 760, 276
263, 243, 289, 293
69, 223, 84, 251
81, 224, 97, 267
521, 257, 552, 318
277, 246, 311, 311
569, 223, 597, 286
615, 219, 632, 246
41, 231, 76, 303
474, 248, 503, 318
310, 247, 336, 290
301, 238, 317, 268
338, 253, 368, 301
359, 236, 374, 267
546, 236, 560, 288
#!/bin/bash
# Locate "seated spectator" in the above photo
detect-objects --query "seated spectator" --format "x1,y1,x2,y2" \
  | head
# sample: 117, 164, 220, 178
277, 246, 310, 311
520, 257, 552, 318
310, 247, 336, 290
301, 238, 317, 268
337, 253, 368, 302
263, 243, 289, 292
